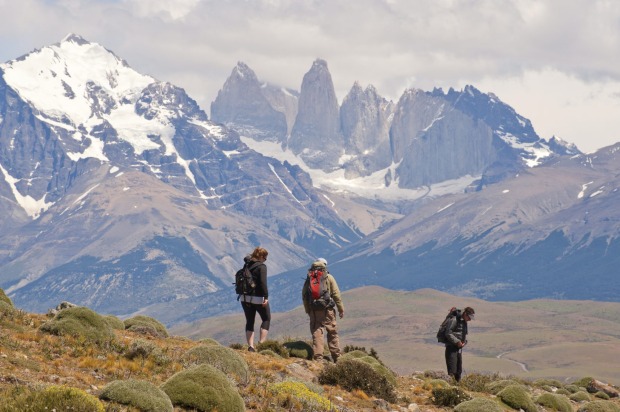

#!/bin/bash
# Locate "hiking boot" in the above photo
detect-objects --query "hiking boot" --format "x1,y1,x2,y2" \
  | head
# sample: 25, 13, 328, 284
248, 346, 256, 352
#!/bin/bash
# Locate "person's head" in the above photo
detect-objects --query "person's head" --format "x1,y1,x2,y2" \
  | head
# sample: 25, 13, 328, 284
317, 257, 327, 265
463, 307, 475, 321
250, 247, 268, 262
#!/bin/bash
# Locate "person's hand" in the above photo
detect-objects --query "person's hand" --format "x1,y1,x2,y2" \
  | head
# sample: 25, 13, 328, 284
457, 341, 465, 348
339, 310, 344, 319
262, 298, 268, 307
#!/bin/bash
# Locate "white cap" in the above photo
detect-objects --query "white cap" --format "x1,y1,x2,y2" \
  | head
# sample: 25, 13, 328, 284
317, 257, 327, 265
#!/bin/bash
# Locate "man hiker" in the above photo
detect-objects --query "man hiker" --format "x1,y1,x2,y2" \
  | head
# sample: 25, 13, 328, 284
302, 258, 344, 362
442, 306, 475, 382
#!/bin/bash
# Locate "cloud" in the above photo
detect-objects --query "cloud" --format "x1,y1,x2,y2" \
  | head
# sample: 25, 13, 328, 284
1, 0, 619, 152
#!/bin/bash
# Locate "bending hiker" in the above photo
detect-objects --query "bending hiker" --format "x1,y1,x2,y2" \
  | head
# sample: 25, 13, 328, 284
442, 306, 475, 382
239, 247, 270, 352
302, 258, 344, 362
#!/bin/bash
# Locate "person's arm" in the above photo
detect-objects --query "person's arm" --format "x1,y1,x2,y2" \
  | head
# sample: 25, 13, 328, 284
445, 318, 462, 346
258, 263, 268, 299
302, 278, 310, 314
328, 275, 344, 318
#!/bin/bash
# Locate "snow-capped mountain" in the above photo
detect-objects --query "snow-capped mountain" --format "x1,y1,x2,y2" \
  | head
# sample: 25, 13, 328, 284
1, 34, 615, 325
0, 34, 363, 318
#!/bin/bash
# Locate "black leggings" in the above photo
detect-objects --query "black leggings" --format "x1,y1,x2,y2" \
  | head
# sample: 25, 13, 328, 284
242, 302, 271, 332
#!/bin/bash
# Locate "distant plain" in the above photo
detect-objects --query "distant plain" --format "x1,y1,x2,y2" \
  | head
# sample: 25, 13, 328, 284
171, 286, 620, 384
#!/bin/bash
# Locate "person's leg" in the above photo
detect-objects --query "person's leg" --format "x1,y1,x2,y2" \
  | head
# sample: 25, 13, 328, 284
242, 303, 257, 350
256, 303, 271, 343
445, 345, 459, 380
455, 351, 463, 381
324, 308, 341, 362
309, 310, 325, 360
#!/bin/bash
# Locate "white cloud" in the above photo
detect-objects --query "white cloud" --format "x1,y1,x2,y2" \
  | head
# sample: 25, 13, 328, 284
0, 0, 619, 152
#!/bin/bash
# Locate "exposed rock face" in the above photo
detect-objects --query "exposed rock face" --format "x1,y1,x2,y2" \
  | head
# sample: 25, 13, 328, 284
340, 82, 394, 178
260, 84, 299, 137
288, 59, 344, 170
210, 62, 287, 142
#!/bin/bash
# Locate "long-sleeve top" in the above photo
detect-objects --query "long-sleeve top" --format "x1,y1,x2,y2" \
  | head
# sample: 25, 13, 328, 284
249, 260, 268, 299
302, 273, 343, 314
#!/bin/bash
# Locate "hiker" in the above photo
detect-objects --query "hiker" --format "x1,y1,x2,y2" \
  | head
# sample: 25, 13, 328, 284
239, 247, 270, 352
302, 258, 344, 362
442, 306, 475, 382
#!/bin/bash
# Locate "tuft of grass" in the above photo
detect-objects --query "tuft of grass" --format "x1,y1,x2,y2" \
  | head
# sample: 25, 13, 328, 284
99, 379, 173, 412
198, 337, 221, 346
458, 372, 493, 392
123, 315, 169, 338
161, 364, 244, 412
182, 344, 249, 384
0, 385, 105, 412
256, 339, 289, 358
453, 397, 503, 412
318, 358, 396, 403
485, 379, 524, 395
431, 386, 471, 407
283, 340, 313, 360
103, 315, 125, 330
39, 306, 114, 345
497, 384, 537, 412
577, 400, 620, 412
535, 392, 573, 412
269, 381, 332, 411
339, 350, 396, 385
571, 391, 593, 402
0, 288, 13, 306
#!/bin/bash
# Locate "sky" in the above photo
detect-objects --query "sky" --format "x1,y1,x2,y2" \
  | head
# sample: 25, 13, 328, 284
0, 0, 619, 154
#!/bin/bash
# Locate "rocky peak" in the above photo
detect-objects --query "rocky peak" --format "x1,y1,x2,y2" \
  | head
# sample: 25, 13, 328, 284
210, 62, 287, 141
288, 59, 343, 169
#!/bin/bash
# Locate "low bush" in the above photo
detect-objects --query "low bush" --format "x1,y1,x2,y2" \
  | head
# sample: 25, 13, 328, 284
258, 349, 281, 358
0, 385, 105, 412
269, 381, 332, 411
0, 288, 13, 306
318, 358, 396, 403
459, 372, 493, 392
103, 315, 125, 330
556, 388, 572, 395
123, 315, 168, 338
182, 344, 249, 384
577, 400, 620, 412
339, 351, 396, 385
571, 391, 593, 402
485, 379, 524, 395
534, 378, 564, 388
99, 379, 173, 412
283, 340, 313, 360
453, 396, 503, 412
125, 339, 169, 366
161, 364, 244, 412
574, 377, 596, 388
199, 337, 221, 346
431, 386, 471, 407
39, 306, 114, 344
595, 391, 611, 400
422, 378, 450, 390
0, 300, 16, 317
256, 339, 289, 358
565, 384, 582, 393
497, 384, 537, 412
535, 392, 573, 412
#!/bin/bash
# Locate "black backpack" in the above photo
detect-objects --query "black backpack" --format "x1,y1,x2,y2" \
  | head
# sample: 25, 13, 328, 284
436, 307, 460, 343
234, 263, 256, 298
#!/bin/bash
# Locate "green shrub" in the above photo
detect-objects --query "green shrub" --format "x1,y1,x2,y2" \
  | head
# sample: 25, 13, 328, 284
0, 288, 13, 306
422, 378, 450, 390
485, 379, 524, 395
571, 391, 593, 402
339, 351, 396, 385
595, 391, 611, 400
565, 384, 582, 393
256, 339, 289, 358
453, 397, 503, 412
318, 359, 396, 403
574, 377, 596, 388
431, 386, 471, 407
269, 381, 332, 411
161, 364, 244, 412
258, 349, 281, 358
0, 385, 105, 412
556, 388, 571, 395
39, 306, 114, 344
0, 300, 16, 317
534, 378, 564, 388
577, 400, 620, 412
535, 392, 573, 412
497, 384, 537, 412
199, 337, 221, 346
283, 340, 313, 360
459, 373, 493, 392
124, 315, 168, 338
125, 339, 169, 366
99, 379, 173, 412
182, 344, 249, 384
103, 315, 125, 330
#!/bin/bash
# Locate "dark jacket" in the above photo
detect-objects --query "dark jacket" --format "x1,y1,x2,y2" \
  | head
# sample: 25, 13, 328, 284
444, 314, 468, 347
248, 260, 268, 298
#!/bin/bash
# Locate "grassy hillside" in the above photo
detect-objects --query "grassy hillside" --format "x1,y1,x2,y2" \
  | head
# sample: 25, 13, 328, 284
172, 287, 620, 383
2, 286, 620, 411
